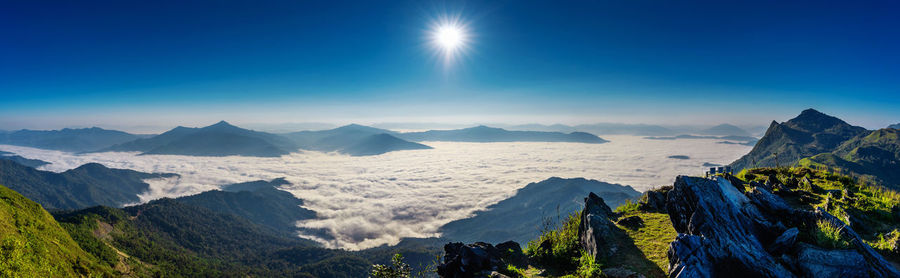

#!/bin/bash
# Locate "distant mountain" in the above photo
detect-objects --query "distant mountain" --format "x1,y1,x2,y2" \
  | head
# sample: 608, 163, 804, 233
102, 121, 299, 157
398, 125, 608, 144
439, 177, 640, 244
0, 184, 112, 277
573, 123, 675, 136
0, 127, 142, 152
0, 160, 176, 210
504, 124, 578, 133
645, 134, 758, 145
730, 109, 869, 171
801, 128, 900, 187
889, 123, 900, 129
698, 124, 751, 136
0, 150, 50, 168
283, 124, 431, 156
176, 178, 316, 235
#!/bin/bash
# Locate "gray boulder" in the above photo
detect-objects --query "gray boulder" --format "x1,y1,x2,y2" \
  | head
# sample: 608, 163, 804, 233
578, 192, 622, 263
795, 243, 869, 278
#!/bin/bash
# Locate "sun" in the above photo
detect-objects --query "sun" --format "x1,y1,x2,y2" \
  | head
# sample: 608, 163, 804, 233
428, 16, 470, 65
434, 25, 465, 51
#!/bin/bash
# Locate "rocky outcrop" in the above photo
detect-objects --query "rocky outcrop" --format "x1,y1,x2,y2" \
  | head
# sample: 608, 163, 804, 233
638, 186, 671, 212
665, 176, 900, 278
794, 243, 869, 277
578, 192, 624, 263
436, 241, 524, 278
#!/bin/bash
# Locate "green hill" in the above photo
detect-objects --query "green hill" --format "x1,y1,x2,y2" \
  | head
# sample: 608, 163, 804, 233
0, 184, 112, 277
730, 109, 868, 171
801, 128, 900, 188
0, 160, 177, 210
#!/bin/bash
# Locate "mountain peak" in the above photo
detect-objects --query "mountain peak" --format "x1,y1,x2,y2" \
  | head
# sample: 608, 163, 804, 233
800, 108, 824, 116
202, 121, 243, 131
211, 120, 234, 127
785, 109, 852, 133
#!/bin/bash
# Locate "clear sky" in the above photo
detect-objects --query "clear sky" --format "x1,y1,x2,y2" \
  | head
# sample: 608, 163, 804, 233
2, 0, 898, 131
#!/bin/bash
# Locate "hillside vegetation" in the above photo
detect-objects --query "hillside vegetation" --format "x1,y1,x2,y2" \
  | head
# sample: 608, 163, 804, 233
0, 184, 112, 277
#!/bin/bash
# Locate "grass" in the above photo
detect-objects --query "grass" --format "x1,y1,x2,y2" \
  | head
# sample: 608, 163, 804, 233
525, 212, 583, 273
813, 220, 851, 249
613, 199, 639, 214
615, 211, 675, 273
0, 184, 113, 277
736, 166, 900, 257
575, 251, 601, 278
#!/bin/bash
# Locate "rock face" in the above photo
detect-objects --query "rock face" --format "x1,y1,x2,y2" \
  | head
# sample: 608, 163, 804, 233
665, 176, 900, 278
578, 192, 623, 263
436, 241, 524, 278
795, 243, 869, 278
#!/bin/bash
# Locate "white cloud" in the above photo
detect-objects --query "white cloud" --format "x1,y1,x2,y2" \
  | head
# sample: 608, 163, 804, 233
0, 136, 751, 250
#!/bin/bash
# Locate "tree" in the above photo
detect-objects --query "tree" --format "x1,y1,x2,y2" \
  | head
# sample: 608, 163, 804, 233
370, 253, 411, 278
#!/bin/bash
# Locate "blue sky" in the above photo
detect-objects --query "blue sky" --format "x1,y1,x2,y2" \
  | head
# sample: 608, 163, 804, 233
2, 0, 898, 131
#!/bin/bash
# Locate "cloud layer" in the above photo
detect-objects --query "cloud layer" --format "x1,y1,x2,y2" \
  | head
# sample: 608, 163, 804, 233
0, 135, 751, 250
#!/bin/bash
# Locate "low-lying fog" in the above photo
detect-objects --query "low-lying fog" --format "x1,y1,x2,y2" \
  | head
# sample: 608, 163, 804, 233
1, 135, 751, 250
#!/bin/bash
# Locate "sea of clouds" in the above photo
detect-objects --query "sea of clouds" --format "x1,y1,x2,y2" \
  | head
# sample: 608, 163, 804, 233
0, 135, 751, 250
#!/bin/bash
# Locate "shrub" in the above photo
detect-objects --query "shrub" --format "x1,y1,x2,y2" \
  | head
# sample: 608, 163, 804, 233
370, 253, 411, 278
576, 251, 602, 278
614, 199, 639, 214
525, 212, 582, 272
813, 220, 850, 249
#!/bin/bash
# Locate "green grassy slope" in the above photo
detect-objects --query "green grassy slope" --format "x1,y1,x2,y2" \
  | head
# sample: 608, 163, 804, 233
801, 128, 900, 188
0, 184, 112, 277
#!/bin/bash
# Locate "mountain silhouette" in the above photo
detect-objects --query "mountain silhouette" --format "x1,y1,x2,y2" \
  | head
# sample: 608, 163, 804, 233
283, 124, 431, 156
398, 125, 608, 143
102, 121, 298, 157
0, 127, 142, 152
699, 124, 751, 136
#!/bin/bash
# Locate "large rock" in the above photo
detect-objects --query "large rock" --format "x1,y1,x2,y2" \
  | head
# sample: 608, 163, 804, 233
766, 227, 798, 256
665, 176, 797, 277
666, 176, 900, 278
795, 243, 868, 278
578, 192, 622, 263
437, 241, 524, 278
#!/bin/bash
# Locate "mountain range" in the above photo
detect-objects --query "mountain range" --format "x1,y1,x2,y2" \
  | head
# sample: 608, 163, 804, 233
0, 160, 439, 277
0, 160, 177, 210
889, 123, 900, 129
282, 124, 431, 156
176, 178, 317, 236
698, 123, 751, 137
499, 123, 759, 137
1, 121, 764, 157
100, 121, 299, 157
439, 177, 640, 244
644, 134, 758, 146
0, 150, 50, 168
0, 127, 144, 152
397, 125, 608, 144
731, 108, 900, 188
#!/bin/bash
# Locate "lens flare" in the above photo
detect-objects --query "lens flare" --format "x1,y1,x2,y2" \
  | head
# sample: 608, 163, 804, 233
428, 15, 470, 66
